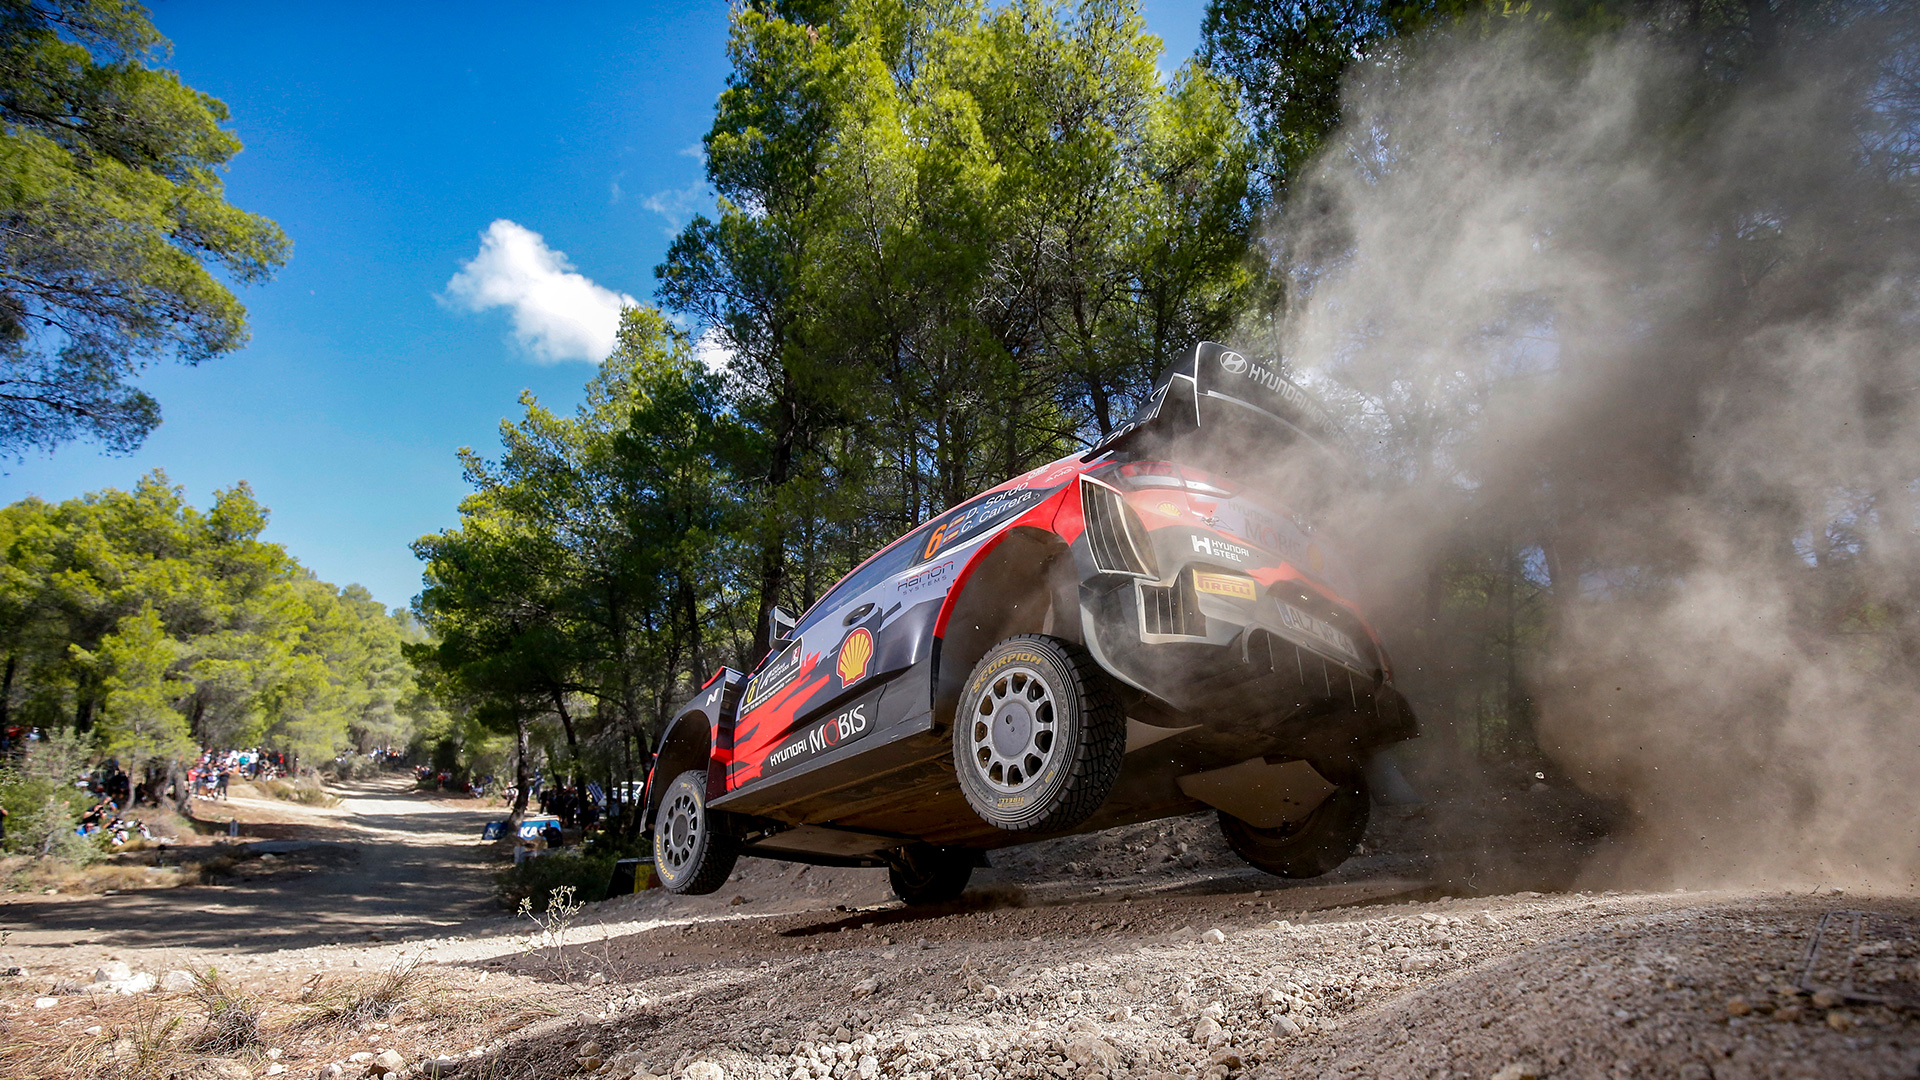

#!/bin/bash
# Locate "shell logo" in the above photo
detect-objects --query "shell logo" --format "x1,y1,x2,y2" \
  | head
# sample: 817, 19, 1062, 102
836, 627, 874, 685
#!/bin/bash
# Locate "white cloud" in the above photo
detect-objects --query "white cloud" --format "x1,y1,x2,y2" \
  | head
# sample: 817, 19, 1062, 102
692, 328, 734, 374
643, 179, 708, 235
444, 220, 637, 364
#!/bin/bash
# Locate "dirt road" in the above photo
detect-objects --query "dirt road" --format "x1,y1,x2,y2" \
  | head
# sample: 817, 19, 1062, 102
0, 774, 501, 961
2, 778, 1917, 1080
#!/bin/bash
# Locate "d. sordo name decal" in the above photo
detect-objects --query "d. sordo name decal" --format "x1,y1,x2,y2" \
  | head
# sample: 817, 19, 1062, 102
763, 702, 871, 774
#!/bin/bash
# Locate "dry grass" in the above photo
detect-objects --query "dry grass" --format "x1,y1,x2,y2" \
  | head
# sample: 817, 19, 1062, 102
0, 853, 196, 895
296, 957, 432, 1030
254, 777, 339, 807
189, 969, 263, 1054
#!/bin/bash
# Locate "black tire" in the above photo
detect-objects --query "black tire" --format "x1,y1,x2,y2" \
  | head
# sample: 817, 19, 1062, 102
952, 634, 1125, 833
888, 846, 974, 905
652, 770, 737, 895
1218, 781, 1370, 879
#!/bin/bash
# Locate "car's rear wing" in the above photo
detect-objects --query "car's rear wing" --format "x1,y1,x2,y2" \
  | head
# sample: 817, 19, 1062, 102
1089, 342, 1345, 466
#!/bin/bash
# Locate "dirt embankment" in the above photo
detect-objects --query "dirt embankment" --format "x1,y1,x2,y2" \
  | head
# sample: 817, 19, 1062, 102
1, 777, 1915, 1080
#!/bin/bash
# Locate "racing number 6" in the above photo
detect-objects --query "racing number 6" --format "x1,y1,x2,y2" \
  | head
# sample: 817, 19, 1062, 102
923, 522, 949, 559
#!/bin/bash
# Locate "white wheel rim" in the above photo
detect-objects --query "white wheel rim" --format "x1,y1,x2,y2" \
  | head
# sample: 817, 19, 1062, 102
659, 789, 700, 873
967, 663, 1060, 797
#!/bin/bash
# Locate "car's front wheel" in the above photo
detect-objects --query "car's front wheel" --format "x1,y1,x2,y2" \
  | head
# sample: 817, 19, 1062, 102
1218, 781, 1369, 878
952, 634, 1125, 833
652, 770, 737, 894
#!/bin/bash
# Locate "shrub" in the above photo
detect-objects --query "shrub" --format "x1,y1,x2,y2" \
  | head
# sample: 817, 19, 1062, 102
259, 776, 337, 806
494, 851, 613, 910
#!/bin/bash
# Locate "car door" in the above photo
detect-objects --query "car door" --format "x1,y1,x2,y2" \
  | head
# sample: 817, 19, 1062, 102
721, 530, 930, 793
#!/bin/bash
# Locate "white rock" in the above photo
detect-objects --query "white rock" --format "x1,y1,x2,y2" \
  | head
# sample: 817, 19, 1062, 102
1201, 928, 1227, 945
1065, 1037, 1120, 1070
348, 1052, 375, 1064
33, 997, 57, 1009
265, 1066, 286, 1077
1192, 1016, 1223, 1043
370, 1048, 407, 1076
587, 972, 608, 986
1490, 1064, 1540, 1080
114, 972, 156, 995
93, 961, 133, 983
1200, 1001, 1226, 1021
856, 1054, 879, 1079
1271, 1015, 1302, 1038
1106, 1005, 1132, 1022
685, 1063, 727, 1080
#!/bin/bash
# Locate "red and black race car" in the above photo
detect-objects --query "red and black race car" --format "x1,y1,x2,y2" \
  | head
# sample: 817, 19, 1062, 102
645, 342, 1417, 903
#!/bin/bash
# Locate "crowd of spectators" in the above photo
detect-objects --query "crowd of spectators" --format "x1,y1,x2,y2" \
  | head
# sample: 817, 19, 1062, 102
186, 748, 289, 800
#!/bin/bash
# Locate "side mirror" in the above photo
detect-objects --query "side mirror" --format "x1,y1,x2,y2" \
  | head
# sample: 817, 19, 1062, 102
767, 605, 797, 650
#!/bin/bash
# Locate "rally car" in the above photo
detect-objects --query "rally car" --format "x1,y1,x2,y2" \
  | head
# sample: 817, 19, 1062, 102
645, 342, 1418, 903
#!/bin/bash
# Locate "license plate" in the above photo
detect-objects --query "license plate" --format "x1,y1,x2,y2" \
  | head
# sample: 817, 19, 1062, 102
1278, 602, 1361, 663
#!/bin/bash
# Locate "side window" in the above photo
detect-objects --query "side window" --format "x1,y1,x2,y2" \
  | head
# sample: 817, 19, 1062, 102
788, 526, 932, 641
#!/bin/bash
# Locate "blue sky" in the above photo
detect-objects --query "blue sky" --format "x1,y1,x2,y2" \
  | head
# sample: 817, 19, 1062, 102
0, 0, 1211, 610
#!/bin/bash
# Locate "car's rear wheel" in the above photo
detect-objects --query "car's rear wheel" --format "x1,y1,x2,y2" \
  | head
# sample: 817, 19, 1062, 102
953, 634, 1125, 833
1218, 781, 1369, 878
652, 770, 737, 895
887, 845, 973, 905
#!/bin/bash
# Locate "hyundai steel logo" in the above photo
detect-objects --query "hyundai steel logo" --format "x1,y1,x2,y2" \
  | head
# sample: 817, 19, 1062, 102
1219, 351, 1249, 375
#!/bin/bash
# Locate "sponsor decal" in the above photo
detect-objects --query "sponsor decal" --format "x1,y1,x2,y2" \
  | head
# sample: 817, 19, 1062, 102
918, 485, 1056, 564
1307, 543, 1325, 575
836, 627, 874, 685
1193, 571, 1257, 602
742, 637, 805, 713
1154, 500, 1183, 519
896, 559, 956, 599
1210, 350, 1339, 434
762, 701, 872, 775
969, 650, 1049, 694
1190, 534, 1251, 564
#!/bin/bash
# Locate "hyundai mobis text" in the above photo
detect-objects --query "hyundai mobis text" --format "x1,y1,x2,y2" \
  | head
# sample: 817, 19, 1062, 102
646, 342, 1417, 903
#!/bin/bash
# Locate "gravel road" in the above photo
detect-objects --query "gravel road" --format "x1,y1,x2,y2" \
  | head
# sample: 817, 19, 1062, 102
2, 777, 1915, 1080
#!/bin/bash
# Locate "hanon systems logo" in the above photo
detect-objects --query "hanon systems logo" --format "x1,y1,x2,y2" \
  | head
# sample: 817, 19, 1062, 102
836, 627, 874, 685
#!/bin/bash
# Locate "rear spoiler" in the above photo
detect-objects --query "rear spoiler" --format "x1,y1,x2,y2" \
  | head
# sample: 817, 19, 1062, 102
1088, 342, 1344, 460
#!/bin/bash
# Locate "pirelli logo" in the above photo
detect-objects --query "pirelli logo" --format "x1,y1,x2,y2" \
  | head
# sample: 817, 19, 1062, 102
1192, 570, 1257, 601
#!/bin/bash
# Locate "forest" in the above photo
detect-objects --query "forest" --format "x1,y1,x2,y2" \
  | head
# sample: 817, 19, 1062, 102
4, 0, 1913, 870
412, 0, 1920, 861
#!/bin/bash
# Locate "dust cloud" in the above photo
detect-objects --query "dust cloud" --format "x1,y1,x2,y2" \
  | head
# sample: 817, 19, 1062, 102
1252, 9, 1920, 889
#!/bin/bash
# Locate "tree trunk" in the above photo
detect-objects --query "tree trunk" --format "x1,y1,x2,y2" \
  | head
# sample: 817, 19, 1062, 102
168, 759, 190, 816
511, 715, 531, 819
551, 690, 582, 793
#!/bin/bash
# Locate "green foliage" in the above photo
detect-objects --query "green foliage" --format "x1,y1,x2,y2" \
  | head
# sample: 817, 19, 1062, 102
0, 730, 93, 856
0, 0, 290, 456
652, 0, 1262, 662
494, 852, 613, 911
0, 475, 433, 780
413, 308, 740, 792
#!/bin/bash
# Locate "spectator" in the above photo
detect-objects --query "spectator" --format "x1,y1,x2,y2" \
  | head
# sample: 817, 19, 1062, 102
215, 769, 230, 800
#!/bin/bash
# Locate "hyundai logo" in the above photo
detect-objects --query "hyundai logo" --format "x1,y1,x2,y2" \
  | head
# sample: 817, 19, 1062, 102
1219, 351, 1249, 375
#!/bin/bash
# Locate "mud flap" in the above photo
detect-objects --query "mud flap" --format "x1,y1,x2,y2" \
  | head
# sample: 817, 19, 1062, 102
1175, 758, 1338, 829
